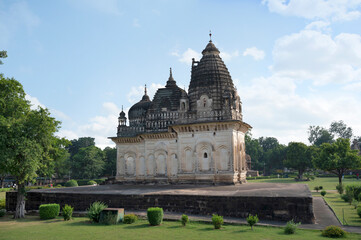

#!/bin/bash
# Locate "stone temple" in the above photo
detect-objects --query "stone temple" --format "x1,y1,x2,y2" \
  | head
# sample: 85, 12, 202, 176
110, 37, 251, 184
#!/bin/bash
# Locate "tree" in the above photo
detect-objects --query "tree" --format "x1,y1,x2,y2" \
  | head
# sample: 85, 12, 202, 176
245, 133, 263, 170
72, 146, 105, 179
313, 138, 361, 184
0, 50, 7, 65
284, 142, 313, 180
0, 74, 60, 218
67, 137, 95, 178
329, 120, 353, 139
308, 126, 334, 146
103, 147, 116, 176
51, 137, 71, 178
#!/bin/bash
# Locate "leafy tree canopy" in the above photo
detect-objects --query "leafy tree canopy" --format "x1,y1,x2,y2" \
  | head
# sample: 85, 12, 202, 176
72, 145, 105, 179
284, 142, 313, 180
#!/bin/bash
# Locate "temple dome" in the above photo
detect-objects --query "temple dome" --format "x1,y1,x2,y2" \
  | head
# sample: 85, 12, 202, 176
128, 87, 152, 121
188, 39, 235, 111
150, 68, 188, 112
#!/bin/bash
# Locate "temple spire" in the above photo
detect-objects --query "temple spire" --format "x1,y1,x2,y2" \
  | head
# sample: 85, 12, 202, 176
144, 84, 147, 95
209, 30, 212, 42
166, 67, 176, 87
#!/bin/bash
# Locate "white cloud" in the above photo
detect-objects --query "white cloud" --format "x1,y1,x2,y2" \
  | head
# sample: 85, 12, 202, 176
220, 50, 239, 62
175, 48, 202, 65
243, 47, 265, 60
25, 94, 45, 110
263, 0, 361, 22
127, 83, 163, 104
305, 20, 331, 32
271, 30, 361, 85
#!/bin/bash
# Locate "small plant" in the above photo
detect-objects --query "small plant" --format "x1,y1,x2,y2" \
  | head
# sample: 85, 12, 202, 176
352, 199, 359, 209
211, 214, 223, 229
147, 207, 163, 226
87, 180, 97, 185
39, 204, 60, 220
62, 204, 73, 221
284, 220, 300, 234
336, 183, 344, 194
65, 179, 78, 187
341, 193, 353, 204
247, 214, 259, 230
319, 186, 323, 190
100, 212, 118, 225
322, 225, 346, 238
181, 214, 189, 226
321, 190, 327, 196
87, 201, 108, 223
357, 207, 361, 218
314, 186, 320, 192
123, 214, 138, 224
0, 209, 6, 217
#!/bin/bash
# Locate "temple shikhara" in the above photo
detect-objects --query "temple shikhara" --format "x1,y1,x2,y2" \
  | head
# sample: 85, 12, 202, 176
110, 36, 251, 184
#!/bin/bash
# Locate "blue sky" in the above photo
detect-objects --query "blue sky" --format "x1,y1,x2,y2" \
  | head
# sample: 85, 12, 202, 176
1, 0, 361, 148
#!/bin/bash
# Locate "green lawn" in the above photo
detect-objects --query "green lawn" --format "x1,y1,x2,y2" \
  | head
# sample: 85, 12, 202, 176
248, 177, 361, 191
0, 216, 359, 240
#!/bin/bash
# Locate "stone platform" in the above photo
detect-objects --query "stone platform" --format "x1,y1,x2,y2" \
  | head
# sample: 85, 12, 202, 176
6, 182, 314, 223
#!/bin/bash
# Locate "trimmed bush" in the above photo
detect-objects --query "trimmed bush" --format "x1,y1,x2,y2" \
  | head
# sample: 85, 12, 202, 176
321, 190, 327, 196
181, 214, 189, 226
0, 209, 6, 217
352, 199, 359, 209
322, 225, 346, 238
319, 186, 323, 190
65, 180, 78, 187
336, 183, 344, 195
87, 180, 97, 185
62, 204, 73, 221
39, 204, 60, 220
357, 207, 361, 218
147, 207, 163, 226
346, 184, 361, 199
247, 214, 259, 230
284, 220, 300, 234
341, 193, 353, 204
123, 214, 138, 224
87, 201, 108, 223
314, 186, 320, 192
211, 214, 223, 229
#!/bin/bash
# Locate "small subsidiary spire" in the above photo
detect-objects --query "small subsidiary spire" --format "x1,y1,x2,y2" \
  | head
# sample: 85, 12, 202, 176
209, 30, 212, 42
122, 105, 123, 111
166, 67, 176, 87
144, 84, 147, 95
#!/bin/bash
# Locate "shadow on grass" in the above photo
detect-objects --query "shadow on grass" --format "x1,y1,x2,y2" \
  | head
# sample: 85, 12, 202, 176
123, 223, 150, 229
68, 220, 93, 226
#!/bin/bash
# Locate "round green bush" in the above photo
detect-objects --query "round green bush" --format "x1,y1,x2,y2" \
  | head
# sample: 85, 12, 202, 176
62, 204, 73, 221
321, 190, 327, 196
87, 180, 97, 185
39, 204, 60, 220
322, 225, 346, 238
181, 214, 189, 226
212, 214, 224, 229
284, 220, 300, 234
336, 183, 344, 194
0, 209, 6, 217
123, 214, 138, 224
147, 207, 163, 226
65, 180, 78, 187
341, 193, 352, 203
357, 207, 361, 218
246, 214, 259, 230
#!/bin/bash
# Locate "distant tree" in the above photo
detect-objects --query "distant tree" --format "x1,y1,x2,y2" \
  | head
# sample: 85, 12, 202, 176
313, 138, 361, 184
284, 142, 313, 180
51, 137, 71, 178
67, 137, 95, 158
72, 146, 105, 179
308, 126, 334, 146
103, 147, 116, 176
0, 50, 7, 65
245, 133, 263, 170
0, 75, 60, 218
329, 120, 353, 140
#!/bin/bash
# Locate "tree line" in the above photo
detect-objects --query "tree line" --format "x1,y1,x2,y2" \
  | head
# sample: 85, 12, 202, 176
246, 120, 361, 183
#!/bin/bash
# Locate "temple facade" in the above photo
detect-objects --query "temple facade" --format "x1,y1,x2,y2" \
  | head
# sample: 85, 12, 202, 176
110, 37, 251, 184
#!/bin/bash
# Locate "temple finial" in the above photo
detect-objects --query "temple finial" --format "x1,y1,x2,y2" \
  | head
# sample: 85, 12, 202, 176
144, 84, 147, 95
122, 105, 123, 111
209, 30, 212, 42
170, 67, 172, 78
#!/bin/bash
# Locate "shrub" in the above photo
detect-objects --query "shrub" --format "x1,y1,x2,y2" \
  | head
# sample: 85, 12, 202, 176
358, 192, 361, 201
314, 186, 320, 192
181, 214, 189, 226
322, 225, 346, 238
147, 207, 163, 226
211, 214, 223, 229
357, 207, 361, 218
123, 214, 138, 224
87, 201, 108, 223
65, 180, 78, 187
319, 186, 323, 190
56, 184, 62, 188
62, 204, 73, 221
284, 220, 300, 234
87, 180, 97, 185
341, 193, 353, 204
352, 199, 359, 209
336, 183, 344, 195
100, 211, 118, 225
0, 209, 6, 217
39, 204, 60, 220
321, 190, 327, 196
345, 184, 361, 199
247, 214, 259, 230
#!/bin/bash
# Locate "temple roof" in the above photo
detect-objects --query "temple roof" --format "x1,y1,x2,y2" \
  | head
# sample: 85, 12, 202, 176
128, 85, 152, 120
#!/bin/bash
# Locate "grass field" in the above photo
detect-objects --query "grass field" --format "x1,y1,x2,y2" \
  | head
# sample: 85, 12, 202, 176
248, 177, 361, 191
0, 216, 359, 240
